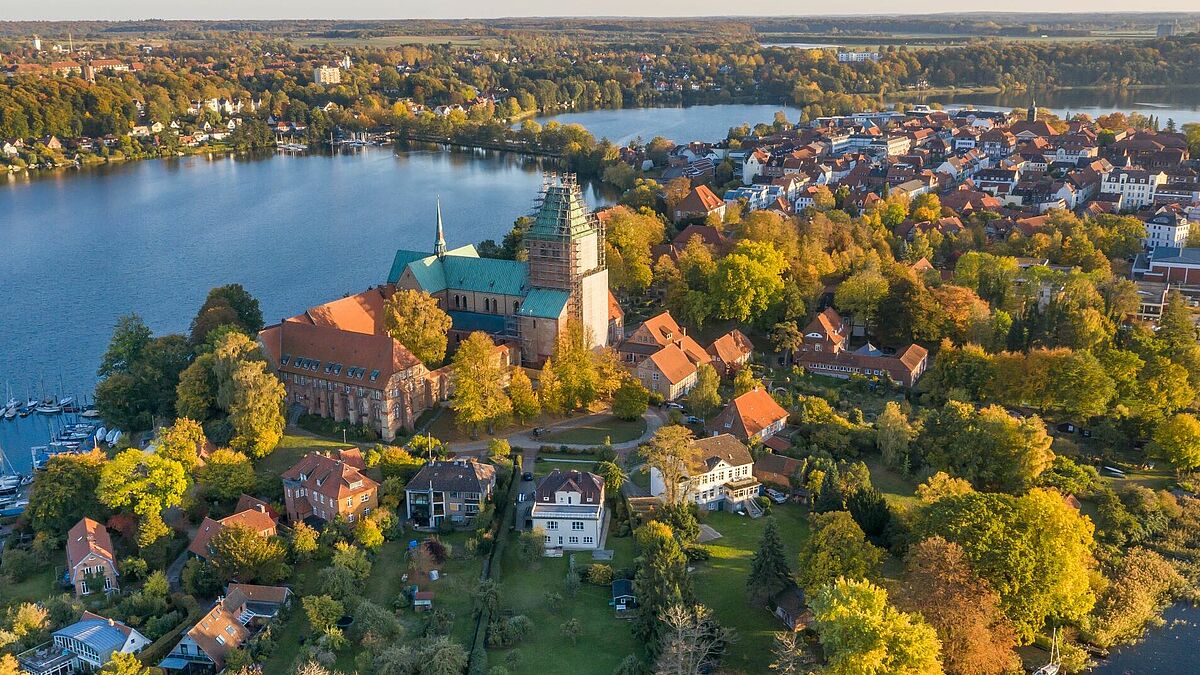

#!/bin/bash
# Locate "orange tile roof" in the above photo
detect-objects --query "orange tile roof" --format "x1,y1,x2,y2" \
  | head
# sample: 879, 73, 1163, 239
281, 452, 379, 502
187, 509, 278, 559
187, 599, 252, 670
646, 344, 698, 385
287, 286, 392, 335
711, 388, 789, 440
67, 517, 115, 569
259, 318, 422, 389
808, 308, 846, 347
708, 330, 753, 365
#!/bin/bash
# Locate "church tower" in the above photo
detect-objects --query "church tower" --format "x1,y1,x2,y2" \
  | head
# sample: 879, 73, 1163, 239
524, 173, 609, 349
1027, 99, 1037, 122
434, 196, 447, 258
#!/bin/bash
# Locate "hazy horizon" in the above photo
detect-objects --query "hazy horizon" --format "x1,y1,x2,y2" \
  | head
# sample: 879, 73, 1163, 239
9, 2, 1200, 22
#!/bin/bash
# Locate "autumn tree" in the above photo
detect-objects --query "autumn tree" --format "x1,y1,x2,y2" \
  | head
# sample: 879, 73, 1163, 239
190, 284, 264, 345
643, 425, 695, 504
708, 241, 788, 324
383, 288, 452, 367
688, 364, 722, 418
548, 320, 602, 411
796, 511, 883, 593
196, 448, 256, 502
99, 652, 149, 675
917, 489, 1096, 642
210, 524, 290, 584
606, 205, 667, 294
810, 578, 943, 675
228, 359, 286, 458
450, 331, 512, 435
1152, 413, 1200, 471
156, 417, 207, 471
97, 450, 188, 547
508, 366, 541, 423
876, 401, 913, 472
747, 517, 793, 606
27, 451, 107, 538
595, 460, 627, 495
654, 604, 735, 675
894, 537, 1018, 675
918, 402, 1054, 492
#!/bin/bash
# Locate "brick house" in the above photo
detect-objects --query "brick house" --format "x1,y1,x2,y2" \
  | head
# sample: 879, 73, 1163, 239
405, 459, 497, 528
793, 308, 929, 387
188, 502, 279, 561
619, 311, 711, 400
673, 185, 726, 223
706, 329, 754, 376
66, 518, 119, 597
281, 452, 379, 526
636, 344, 700, 401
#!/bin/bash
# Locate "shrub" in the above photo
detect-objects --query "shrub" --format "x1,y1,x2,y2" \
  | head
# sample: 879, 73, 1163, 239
586, 564, 614, 585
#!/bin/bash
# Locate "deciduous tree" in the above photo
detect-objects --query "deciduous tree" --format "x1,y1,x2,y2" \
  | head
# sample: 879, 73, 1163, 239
1152, 413, 1200, 471
894, 537, 1017, 675
810, 578, 943, 675
228, 360, 286, 459
383, 289, 453, 368
97, 450, 188, 547
643, 425, 695, 505
210, 524, 291, 584
796, 511, 883, 593
27, 451, 106, 538
450, 331, 512, 435
687, 364, 722, 418
508, 366, 541, 423
196, 448, 256, 502
157, 417, 207, 471
612, 377, 649, 421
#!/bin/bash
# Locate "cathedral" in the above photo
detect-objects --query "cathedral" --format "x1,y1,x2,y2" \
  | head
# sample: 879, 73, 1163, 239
388, 173, 613, 364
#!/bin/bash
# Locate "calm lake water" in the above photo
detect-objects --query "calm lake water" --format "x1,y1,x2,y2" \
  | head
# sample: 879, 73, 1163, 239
1091, 603, 1198, 674
536, 104, 804, 145
903, 88, 1200, 126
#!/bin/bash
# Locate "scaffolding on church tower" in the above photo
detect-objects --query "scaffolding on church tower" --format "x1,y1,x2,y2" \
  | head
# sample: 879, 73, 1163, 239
518, 172, 606, 358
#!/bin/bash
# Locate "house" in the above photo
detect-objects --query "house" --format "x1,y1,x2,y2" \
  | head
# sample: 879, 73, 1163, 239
405, 459, 497, 528
619, 311, 709, 365
1101, 169, 1167, 210
531, 469, 606, 550
18, 613, 150, 675
793, 308, 928, 387
650, 434, 760, 513
636, 344, 700, 401
1132, 246, 1200, 284
753, 453, 804, 489
159, 585, 291, 673
707, 330, 754, 376
281, 451, 379, 526
673, 185, 726, 223
1143, 205, 1191, 249
772, 586, 811, 631
66, 518, 119, 597
611, 578, 637, 612
188, 505, 278, 561
707, 388, 789, 444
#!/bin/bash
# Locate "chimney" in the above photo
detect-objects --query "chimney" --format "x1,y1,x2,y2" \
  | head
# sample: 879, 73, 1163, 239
108, 618, 115, 626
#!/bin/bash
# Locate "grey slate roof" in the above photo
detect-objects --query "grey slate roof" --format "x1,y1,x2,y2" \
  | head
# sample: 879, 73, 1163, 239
406, 459, 497, 493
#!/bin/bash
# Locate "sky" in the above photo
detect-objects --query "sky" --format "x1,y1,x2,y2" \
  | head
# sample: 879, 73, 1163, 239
8, 2, 1200, 21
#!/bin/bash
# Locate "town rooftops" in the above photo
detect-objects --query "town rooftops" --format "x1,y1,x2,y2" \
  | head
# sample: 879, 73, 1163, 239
67, 517, 115, 569
707, 329, 754, 365
187, 508, 277, 559
186, 597, 252, 670
407, 458, 497, 493
685, 434, 754, 476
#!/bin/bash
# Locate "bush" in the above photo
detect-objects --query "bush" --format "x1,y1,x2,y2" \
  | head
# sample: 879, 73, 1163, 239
682, 544, 711, 561
1, 547, 39, 582
586, 564, 614, 585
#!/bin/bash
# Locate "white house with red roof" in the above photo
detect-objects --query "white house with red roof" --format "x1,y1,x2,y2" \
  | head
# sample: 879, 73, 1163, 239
66, 517, 119, 597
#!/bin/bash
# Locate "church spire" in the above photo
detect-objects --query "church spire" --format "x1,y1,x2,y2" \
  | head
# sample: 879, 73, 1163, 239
1028, 99, 1037, 122
434, 196, 446, 258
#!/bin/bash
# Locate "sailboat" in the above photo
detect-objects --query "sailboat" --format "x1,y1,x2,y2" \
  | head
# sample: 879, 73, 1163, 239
1033, 628, 1062, 675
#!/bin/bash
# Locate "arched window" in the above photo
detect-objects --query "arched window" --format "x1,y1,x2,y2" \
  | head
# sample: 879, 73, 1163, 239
514, 301, 520, 313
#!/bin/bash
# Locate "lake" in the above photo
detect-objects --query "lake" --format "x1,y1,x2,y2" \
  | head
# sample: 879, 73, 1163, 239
900, 88, 1200, 126
535, 104, 804, 146
0, 147, 617, 468
1091, 603, 1198, 674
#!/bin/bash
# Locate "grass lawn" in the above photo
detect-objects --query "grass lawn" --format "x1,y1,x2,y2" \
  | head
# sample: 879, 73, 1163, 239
692, 504, 811, 674
263, 531, 484, 673
259, 432, 353, 476
493, 528, 641, 674
864, 457, 919, 510
0, 565, 60, 608
542, 417, 646, 445
532, 459, 602, 477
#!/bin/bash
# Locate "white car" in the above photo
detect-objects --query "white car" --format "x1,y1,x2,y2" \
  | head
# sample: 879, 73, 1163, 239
665, 402, 685, 410
764, 488, 787, 504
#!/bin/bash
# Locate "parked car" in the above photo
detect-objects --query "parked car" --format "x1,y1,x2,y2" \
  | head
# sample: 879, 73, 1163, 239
531, 427, 547, 437
665, 402, 685, 410
1056, 422, 1077, 434
521, 472, 534, 481
685, 415, 703, 424
764, 488, 787, 504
